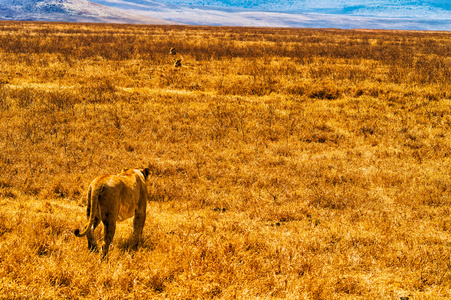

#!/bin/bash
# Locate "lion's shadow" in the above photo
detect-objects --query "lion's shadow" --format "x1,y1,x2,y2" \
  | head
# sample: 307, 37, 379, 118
114, 235, 156, 254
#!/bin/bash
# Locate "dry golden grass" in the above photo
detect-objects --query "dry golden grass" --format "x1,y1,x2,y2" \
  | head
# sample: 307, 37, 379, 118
1, 21, 451, 299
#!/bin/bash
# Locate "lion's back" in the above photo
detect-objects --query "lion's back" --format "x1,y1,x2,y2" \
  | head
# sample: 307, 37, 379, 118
90, 172, 143, 221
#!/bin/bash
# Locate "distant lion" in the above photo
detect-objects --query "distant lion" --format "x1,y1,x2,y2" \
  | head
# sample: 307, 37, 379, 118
74, 168, 151, 258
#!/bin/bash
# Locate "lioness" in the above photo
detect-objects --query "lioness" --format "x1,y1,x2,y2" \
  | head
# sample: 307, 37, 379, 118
74, 168, 151, 258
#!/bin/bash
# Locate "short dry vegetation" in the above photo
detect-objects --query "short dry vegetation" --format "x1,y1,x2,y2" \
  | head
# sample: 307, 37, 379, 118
1, 21, 451, 299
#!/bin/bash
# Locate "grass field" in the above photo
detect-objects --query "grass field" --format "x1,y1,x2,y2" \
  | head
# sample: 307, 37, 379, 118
1, 21, 451, 299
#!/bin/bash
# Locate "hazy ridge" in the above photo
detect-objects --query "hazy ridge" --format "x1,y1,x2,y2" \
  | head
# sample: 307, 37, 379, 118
91, 0, 451, 30
0, 0, 449, 29
0, 0, 178, 24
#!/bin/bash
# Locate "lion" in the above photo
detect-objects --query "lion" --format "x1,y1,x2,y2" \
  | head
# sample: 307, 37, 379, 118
74, 168, 151, 258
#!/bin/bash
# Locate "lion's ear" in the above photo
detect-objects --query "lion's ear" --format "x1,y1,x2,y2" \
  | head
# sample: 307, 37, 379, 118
142, 168, 151, 179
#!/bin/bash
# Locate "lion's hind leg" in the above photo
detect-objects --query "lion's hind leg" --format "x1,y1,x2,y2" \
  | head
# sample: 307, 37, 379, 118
86, 217, 101, 252
101, 217, 116, 259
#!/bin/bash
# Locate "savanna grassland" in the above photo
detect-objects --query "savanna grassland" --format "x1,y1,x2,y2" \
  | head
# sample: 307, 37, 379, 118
0, 21, 451, 299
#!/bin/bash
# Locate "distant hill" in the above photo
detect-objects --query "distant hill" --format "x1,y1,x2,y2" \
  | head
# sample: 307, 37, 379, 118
0, 0, 179, 24
128, 0, 451, 17
0, 0, 449, 29
89, 0, 451, 30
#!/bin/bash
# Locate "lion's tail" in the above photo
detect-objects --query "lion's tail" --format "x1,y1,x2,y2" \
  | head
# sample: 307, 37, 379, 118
74, 185, 103, 237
